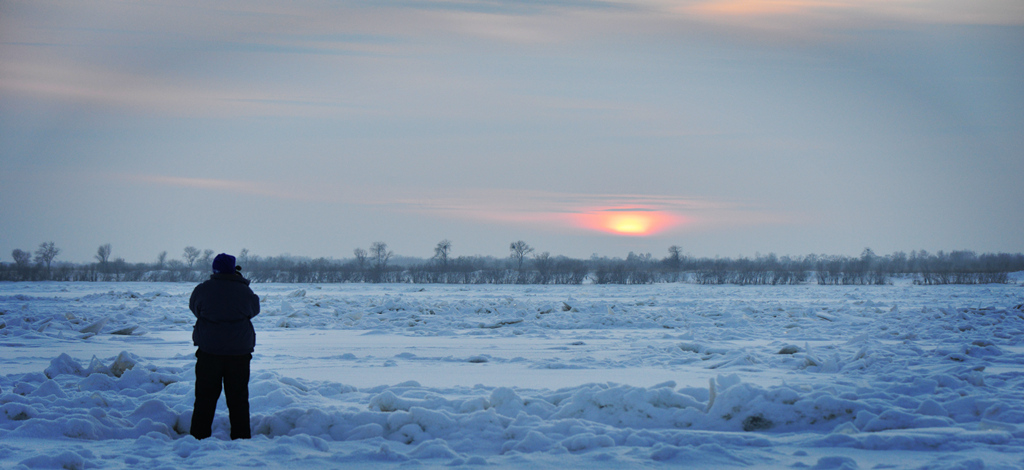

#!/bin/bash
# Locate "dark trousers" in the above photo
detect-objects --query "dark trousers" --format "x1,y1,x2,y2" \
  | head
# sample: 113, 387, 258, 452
190, 350, 252, 440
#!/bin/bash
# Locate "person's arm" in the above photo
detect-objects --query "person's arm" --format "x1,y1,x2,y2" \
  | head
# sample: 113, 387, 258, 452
189, 286, 201, 318
249, 290, 260, 319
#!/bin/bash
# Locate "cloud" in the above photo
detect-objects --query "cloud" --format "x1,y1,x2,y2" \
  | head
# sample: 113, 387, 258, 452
0, 56, 379, 118
381, 188, 793, 234
116, 174, 312, 201
377, 0, 631, 16
680, 0, 1024, 25
5, 0, 1017, 122
686, 0, 840, 17
116, 173, 792, 234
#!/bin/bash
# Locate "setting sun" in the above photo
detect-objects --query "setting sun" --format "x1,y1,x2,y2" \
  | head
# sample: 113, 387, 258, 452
607, 214, 652, 234
574, 208, 681, 236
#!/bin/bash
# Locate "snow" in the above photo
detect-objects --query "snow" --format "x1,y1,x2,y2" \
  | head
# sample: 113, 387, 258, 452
1, 281, 1023, 469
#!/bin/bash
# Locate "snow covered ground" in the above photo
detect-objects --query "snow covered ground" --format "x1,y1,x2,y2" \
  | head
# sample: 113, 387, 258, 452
2, 280, 1023, 469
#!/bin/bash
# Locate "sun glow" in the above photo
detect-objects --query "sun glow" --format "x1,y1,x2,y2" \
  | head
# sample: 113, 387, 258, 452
607, 214, 652, 234
687, 0, 838, 16
574, 208, 681, 236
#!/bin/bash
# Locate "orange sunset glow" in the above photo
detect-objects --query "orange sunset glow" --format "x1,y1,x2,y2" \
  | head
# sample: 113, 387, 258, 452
574, 209, 681, 236
687, 0, 830, 16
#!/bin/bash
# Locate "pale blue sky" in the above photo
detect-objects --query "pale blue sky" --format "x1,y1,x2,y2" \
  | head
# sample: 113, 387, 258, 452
2, 0, 1022, 263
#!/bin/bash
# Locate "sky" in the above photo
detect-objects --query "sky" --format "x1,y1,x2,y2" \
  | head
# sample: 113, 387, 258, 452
2, 0, 1022, 264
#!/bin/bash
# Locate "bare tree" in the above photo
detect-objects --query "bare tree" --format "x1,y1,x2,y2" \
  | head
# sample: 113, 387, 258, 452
201, 249, 215, 268
12, 248, 32, 280
34, 241, 60, 275
96, 244, 112, 266
183, 246, 201, 268
509, 240, 534, 272
369, 242, 393, 283
534, 251, 552, 284
12, 249, 31, 268
666, 245, 682, 270
433, 239, 452, 269
370, 242, 392, 271
353, 248, 367, 270
156, 251, 168, 269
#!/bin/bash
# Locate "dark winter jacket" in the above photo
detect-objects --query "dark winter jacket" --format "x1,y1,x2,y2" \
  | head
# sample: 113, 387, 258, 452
190, 273, 260, 356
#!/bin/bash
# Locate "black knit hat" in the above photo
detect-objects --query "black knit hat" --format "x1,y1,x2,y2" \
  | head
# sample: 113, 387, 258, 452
212, 253, 236, 273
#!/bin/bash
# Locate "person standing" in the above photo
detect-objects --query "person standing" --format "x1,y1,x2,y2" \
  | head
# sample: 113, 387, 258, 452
189, 253, 260, 440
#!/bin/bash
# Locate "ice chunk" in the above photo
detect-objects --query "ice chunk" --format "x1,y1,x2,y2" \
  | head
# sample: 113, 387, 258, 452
812, 456, 859, 469
79, 317, 108, 334
915, 399, 948, 417
78, 373, 118, 392
861, 409, 918, 432
502, 430, 559, 453
489, 387, 524, 417
561, 433, 615, 451
18, 451, 87, 470
45, 353, 84, 378
830, 422, 859, 435
110, 325, 139, 335
716, 374, 742, 391
369, 390, 402, 412
1, 402, 37, 421
409, 439, 459, 459
110, 351, 139, 378
128, 400, 178, 429
778, 345, 800, 355
344, 423, 385, 440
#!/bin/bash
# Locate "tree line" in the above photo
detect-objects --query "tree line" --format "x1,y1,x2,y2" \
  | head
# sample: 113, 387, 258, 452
2, 241, 1021, 285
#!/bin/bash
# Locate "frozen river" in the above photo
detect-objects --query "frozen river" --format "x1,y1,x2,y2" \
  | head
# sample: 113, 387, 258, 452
2, 281, 1023, 469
